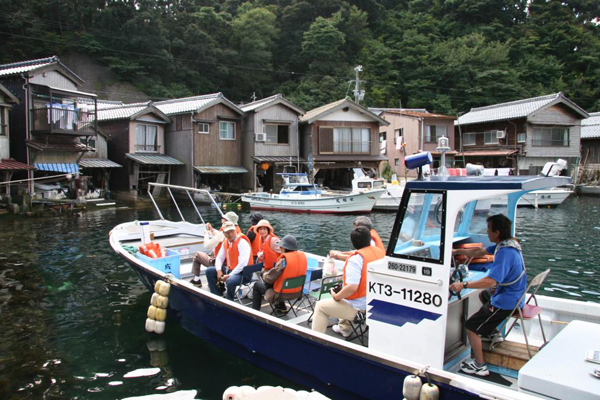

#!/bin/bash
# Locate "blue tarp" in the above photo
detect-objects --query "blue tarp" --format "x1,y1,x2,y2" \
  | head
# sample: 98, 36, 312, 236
34, 163, 79, 174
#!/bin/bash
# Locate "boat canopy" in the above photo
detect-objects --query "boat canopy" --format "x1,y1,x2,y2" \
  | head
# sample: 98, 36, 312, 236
405, 175, 570, 191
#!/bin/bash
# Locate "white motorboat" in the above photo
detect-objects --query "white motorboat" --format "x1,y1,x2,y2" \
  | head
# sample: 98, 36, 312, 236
242, 172, 384, 214
351, 169, 404, 211
491, 187, 573, 207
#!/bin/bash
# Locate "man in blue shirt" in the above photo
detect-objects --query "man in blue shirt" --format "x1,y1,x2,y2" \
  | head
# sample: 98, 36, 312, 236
450, 214, 527, 376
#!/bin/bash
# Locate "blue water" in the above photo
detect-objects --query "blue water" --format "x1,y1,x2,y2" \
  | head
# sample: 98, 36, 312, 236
0, 196, 599, 399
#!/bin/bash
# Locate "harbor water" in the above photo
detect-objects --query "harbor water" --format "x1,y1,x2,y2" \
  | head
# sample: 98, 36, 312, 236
1, 197, 600, 399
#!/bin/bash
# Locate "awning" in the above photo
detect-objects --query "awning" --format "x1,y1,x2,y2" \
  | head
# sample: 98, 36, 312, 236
0, 159, 36, 171
34, 163, 79, 174
194, 166, 248, 174
79, 159, 122, 169
126, 154, 184, 165
460, 149, 519, 157
252, 156, 306, 163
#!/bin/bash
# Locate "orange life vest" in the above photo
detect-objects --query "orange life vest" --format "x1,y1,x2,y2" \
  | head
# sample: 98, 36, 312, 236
262, 234, 281, 270
343, 246, 385, 300
455, 243, 494, 264
247, 226, 263, 257
214, 225, 243, 256
273, 251, 308, 294
223, 234, 252, 271
370, 229, 385, 251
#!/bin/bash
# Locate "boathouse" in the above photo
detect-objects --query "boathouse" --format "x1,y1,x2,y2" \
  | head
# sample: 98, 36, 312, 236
239, 94, 305, 192
579, 112, 600, 185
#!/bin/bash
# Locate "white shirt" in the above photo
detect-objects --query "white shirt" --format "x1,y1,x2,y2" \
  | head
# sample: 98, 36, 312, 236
342, 253, 365, 310
215, 235, 251, 276
203, 229, 224, 251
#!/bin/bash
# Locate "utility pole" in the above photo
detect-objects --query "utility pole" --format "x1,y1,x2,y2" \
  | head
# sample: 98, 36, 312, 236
251, 92, 257, 102
350, 65, 365, 104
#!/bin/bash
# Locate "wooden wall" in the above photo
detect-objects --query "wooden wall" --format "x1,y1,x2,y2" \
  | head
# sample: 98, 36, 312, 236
193, 104, 243, 167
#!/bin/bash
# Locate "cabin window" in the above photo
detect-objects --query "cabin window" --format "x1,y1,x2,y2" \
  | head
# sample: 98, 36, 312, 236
265, 124, 289, 144
532, 127, 569, 147
135, 124, 158, 152
391, 191, 445, 263
484, 131, 499, 144
219, 121, 235, 140
463, 132, 476, 146
517, 132, 526, 143
198, 123, 210, 134
425, 125, 447, 143
357, 182, 372, 189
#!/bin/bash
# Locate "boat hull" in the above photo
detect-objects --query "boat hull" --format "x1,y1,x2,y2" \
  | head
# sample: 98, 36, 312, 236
491, 189, 572, 207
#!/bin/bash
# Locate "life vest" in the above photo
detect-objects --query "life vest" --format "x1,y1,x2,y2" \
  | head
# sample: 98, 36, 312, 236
223, 234, 252, 271
273, 251, 308, 294
139, 242, 166, 259
214, 225, 243, 256
370, 229, 385, 251
262, 234, 281, 270
247, 226, 263, 257
343, 246, 385, 300
455, 243, 494, 264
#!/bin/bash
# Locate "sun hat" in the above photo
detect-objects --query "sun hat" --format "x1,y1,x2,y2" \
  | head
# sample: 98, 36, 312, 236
222, 221, 237, 233
254, 219, 274, 233
223, 211, 239, 225
250, 212, 264, 225
276, 235, 297, 251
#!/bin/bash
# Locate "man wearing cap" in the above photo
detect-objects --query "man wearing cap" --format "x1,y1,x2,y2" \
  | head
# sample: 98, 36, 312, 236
205, 221, 252, 300
251, 235, 307, 313
246, 212, 265, 262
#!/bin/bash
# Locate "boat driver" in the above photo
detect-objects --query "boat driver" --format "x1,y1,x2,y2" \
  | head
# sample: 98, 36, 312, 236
205, 221, 252, 300
450, 214, 527, 377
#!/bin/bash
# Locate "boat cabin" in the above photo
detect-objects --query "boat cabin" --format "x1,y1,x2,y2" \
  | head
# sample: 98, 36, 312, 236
278, 172, 321, 196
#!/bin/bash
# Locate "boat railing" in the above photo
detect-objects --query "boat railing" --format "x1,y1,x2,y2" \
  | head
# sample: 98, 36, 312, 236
148, 183, 225, 224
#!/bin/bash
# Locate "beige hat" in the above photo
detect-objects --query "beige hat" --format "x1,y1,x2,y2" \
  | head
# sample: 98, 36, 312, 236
224, 211, 239, 225
254, 219, 274, 233
222, 221, 237, 233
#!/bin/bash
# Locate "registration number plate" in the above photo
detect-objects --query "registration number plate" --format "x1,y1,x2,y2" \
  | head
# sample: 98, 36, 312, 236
388, 261, 416, 274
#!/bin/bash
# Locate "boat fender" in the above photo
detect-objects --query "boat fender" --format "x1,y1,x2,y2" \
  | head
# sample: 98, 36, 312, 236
402, 375, 422, 400
154, 308, 167, 322
256, 386, 274, 392
147, 305, 158, 319
295, 390, 310, 398
154, 281, 171, 296
419, 383, 439, 400
282, 388, 297, 395
145, 318, 156, 333
222, 386, 243, 400
239, 386, 256, 396
151, 293, 169, 309
153, 320, 166, 334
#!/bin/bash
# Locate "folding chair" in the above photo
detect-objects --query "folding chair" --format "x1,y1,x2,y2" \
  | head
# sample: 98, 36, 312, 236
234, 263, 263, 306
490, 268, 550, 358
307, 274, 344, 323
346, 310, 368, 346
269, 275, 306, 318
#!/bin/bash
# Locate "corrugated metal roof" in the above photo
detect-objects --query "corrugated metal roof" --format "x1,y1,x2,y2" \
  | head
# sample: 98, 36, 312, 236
34, 163, 79, 173
126, 154, 184, 165
0, 159, 36, 171
79, 159, 122, 168
0, 56, 84, 83
456, 93, 588, 126
386, 110, 456, 119
252, 156, 305, 163
194, 166, 248, 174
582, 112, 600, 139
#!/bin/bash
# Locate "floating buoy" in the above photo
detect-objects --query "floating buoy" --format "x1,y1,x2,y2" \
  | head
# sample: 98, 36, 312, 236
155, 308, 167, 322
222, 386, 243, 400
153, 321, 165, 334
402, 375, 422, 400
155, 280, 171, 296
151, 293, 169, 309
239, 386, 256, 396
419, 383, 439, 400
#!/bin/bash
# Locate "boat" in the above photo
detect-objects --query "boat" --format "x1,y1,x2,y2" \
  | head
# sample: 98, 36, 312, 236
109, 176, 600, 400
351, 169, 404, 211
491, 187, 573, 207
241, 172, 384, 214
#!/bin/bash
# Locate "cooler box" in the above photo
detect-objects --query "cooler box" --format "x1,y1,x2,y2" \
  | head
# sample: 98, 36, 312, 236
135, 249, 181, 279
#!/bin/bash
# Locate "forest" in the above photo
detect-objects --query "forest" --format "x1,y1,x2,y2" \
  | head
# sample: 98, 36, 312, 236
1, 0, 600, 114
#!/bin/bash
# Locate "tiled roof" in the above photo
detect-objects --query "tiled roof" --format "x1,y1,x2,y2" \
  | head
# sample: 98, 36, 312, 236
79, 159, 122, 168
369, 108, 427, 116
456, 93, 588, 126
582, 112, 600, 139
300, 98, 389, 125
125, 154, 184, 165
386, 110, 456, 119
239, 94, 304, 115
0, 158, 36, 171
300, 99, 347, 123
97, 100, 125, 109
0, 55, 83, 83
97, 102, 150, 121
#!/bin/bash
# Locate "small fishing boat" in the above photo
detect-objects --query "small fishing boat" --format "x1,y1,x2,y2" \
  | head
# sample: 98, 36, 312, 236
241, 172, 384, 214
351, 169, 404, 211
110, 169, 600, 399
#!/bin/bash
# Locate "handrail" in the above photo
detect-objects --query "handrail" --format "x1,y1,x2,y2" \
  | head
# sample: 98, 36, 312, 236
147, 182, 225, 222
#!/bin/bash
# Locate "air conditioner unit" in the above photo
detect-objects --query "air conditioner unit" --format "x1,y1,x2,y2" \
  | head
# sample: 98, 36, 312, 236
496, 130, 506, 139
255, 132, 266, 142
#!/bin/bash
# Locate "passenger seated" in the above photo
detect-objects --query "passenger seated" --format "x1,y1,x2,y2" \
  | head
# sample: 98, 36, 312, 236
312, 227, 385, 337
251, 235, 307, 313
329, 216, 385, 261
255, 219, 280, 270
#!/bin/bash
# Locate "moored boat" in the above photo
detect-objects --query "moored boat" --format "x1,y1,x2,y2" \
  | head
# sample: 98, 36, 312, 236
350, 169, 404, 211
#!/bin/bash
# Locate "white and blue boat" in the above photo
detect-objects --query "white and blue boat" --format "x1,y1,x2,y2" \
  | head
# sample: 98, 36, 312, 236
110, 173, 600, 399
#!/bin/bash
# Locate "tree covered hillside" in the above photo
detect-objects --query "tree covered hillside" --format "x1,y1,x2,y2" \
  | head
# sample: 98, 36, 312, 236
1, 0, 599, 113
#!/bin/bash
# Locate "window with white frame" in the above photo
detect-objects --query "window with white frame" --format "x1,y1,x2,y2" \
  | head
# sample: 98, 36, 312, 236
517, 132, 526, 143
333, 127, 370, 153
425, 125, 447, 142
532, 127, 569, 147
463, 132, 476, 146
484, 131, 499, 144
394, 128, 403, 144
135, 124, 158, 152
219, 121, 235, 140
265, 124, 289, 144
198, 123, 210, 134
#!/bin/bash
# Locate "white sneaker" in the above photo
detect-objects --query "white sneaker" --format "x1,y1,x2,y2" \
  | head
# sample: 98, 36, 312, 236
332, 324, 351, 338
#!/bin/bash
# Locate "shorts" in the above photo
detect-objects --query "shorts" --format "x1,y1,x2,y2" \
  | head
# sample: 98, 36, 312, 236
465, 302, 513, 336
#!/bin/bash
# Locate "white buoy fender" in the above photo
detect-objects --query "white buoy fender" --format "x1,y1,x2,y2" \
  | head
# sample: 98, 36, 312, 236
145, 318, 156, 333
155, 308, 167, 322
154, 320, 166, 334
239, 385, 256, 396
419, 383, 439, 400
147, 305, 158, 319
402, 375, 422, 400
154, 280, 163, 293
157, 281, 171, 296
256, 386, 274, 392
222, 386, 243, 400
151, 293, 169, 308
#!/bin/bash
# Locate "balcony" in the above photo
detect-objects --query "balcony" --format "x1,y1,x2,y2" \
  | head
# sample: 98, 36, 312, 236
135, 144, 161, 153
